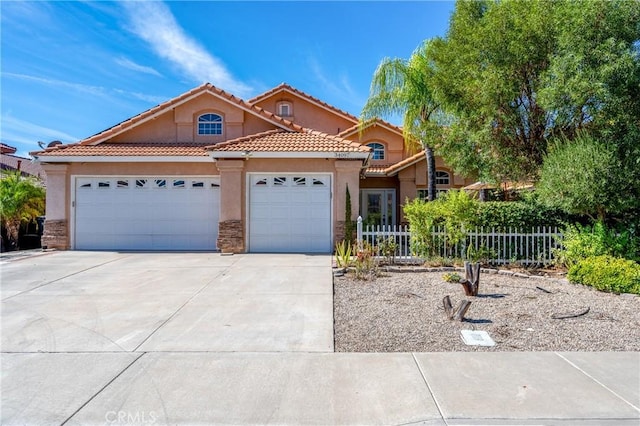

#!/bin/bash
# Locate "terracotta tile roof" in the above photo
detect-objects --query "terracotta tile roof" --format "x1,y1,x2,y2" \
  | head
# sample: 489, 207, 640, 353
382, 151, 425, 176
208, 129, 370, 153
32, 143, 209, 157
76, 83, 303, 146
364, 164, 394, 175
337, 118, 404, 138
249, 83, 359, 124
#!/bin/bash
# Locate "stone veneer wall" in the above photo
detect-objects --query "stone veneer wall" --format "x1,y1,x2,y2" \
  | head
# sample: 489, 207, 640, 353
217, 220, 244, 253
335, 221, 346, 246
335, 220, 356, 247
41, 219, 68, 249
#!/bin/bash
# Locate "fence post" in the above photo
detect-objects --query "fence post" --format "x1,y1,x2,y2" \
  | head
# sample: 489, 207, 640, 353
357, 216, 363, 251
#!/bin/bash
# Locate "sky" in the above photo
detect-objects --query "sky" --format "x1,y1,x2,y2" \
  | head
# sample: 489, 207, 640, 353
1, 1, 456, 157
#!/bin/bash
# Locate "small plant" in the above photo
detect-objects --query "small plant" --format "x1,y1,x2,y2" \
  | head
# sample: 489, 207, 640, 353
354, 241, 378, 280
466, 243, 495, 264
568, 255, 640, 295
334, 240, 353, 268
442, 272, 462, 283
377, 236, 398, 265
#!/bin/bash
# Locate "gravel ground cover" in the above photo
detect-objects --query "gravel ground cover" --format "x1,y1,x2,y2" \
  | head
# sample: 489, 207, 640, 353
333, 268, 640, 352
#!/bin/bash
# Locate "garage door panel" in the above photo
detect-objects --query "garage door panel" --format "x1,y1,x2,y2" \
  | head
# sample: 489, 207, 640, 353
249, 174, 331, 253
75, 177, 219, 251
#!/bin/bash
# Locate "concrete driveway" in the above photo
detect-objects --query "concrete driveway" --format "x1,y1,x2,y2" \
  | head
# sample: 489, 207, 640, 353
1, 251, 333, 353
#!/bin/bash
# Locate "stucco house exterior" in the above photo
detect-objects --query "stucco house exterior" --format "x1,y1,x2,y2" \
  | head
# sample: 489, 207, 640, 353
31, 83, 473, 253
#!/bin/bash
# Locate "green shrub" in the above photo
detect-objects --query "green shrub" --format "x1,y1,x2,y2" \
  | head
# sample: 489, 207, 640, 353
403, 190, 478, 257
555, 222, 639, 267
568, 255, 640, 295
474, 201, 568, 229
377, 236, 398, 265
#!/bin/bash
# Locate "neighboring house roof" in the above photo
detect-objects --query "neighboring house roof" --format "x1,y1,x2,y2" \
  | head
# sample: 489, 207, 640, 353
0, 143, 46, 180
74, 83, 304, 146
463, 181, 535, 191
249, 83, 359, 124
208, 129, 371, 159
31, 143, 211, 162
1, 143, 17, 154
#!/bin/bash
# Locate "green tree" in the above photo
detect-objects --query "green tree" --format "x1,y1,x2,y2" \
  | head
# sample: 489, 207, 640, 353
360, 40, 442, 201
428, 0, 640, 185
0, 171, 45, 249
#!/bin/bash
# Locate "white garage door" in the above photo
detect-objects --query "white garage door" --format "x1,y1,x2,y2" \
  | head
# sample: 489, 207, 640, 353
74, 177, 219, 250
249, 174, 332, 253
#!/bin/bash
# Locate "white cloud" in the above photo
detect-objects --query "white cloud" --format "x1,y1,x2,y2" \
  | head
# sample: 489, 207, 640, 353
3, 72, 107, 97
307, 56, 365, 110
2, 114, 80, 154
113, 89, 166, 105
115, 57, 163, 77
4, 72, 166, 105
122, 1, 252, 97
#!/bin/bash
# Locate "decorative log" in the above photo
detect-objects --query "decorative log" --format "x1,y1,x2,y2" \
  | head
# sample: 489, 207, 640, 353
443, 295, 472, 321
454, 300, 472, 321
552, 306, 590, 319
459, 261, 481, 296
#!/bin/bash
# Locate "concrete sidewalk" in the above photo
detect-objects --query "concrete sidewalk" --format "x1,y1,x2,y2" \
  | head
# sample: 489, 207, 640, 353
2, 351, 638, 425
1, 251, 639, 425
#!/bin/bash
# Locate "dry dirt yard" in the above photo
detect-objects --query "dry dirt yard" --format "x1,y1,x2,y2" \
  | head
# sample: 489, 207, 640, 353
333, 268, 640, 352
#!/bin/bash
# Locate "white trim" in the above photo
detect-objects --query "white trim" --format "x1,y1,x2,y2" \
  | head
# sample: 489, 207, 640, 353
209, 151, 369, 160
246, 172, 334, 253
70, 174, 220, 249
34, 156, 213, 163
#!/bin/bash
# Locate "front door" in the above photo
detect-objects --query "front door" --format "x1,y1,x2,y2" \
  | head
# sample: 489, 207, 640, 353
360, 189, 396, 227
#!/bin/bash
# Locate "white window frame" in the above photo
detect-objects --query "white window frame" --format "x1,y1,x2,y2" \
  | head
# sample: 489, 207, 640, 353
366, 142, 385, 160
435, 170, 450, 185
198, 113, 223, 135
277, 102, 292, 117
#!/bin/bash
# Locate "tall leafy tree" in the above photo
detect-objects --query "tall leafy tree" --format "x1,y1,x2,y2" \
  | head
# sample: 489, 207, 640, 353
429, 0, 640, 185
0, 171, 45, 250
360, 40, 442, 201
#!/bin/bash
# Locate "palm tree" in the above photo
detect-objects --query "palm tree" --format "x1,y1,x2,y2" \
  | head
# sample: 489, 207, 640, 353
360, 40, 442, 201
0, 171, 45, 250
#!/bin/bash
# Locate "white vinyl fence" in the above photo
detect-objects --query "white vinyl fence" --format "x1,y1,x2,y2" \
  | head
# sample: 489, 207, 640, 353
356, 217, 562, 266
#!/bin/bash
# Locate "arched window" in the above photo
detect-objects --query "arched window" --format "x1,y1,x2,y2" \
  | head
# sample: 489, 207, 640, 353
436, 170, 450, 185
366, 142, 385, 160
198, 113, 223, 135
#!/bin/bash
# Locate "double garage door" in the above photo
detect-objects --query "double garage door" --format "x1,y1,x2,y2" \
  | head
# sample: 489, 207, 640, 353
249, 174, 332, 253
74, 177, 220, 250
74, 174, 331, 252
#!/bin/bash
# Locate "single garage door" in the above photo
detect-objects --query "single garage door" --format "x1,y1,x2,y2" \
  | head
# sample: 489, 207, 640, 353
74, 176, 219, 250
249, 174, 331, 253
